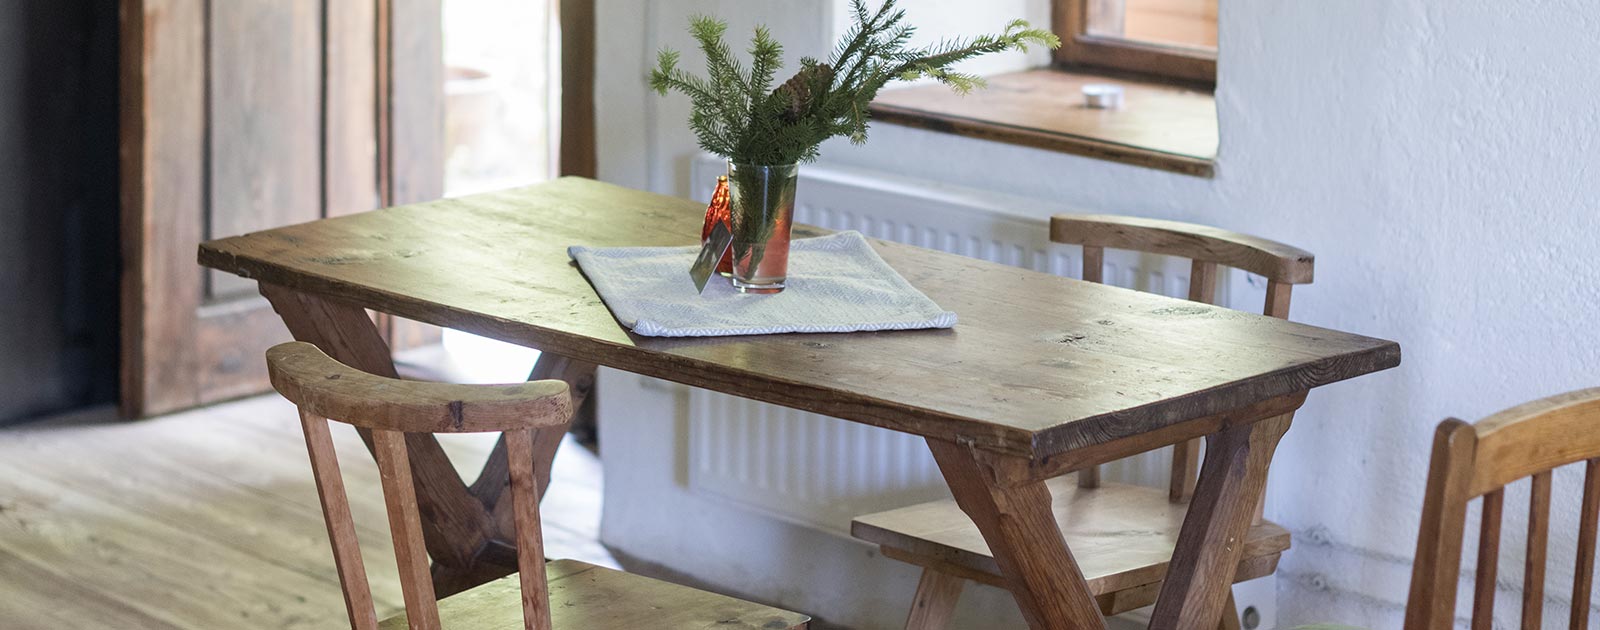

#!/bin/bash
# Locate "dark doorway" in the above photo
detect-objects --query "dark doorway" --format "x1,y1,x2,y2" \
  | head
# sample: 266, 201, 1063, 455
0, 0, 121, 425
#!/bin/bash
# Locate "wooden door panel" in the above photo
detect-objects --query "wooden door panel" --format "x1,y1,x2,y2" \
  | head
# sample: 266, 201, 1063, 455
325, 0, 381, 218
195, 299, 292, 401
121, 0, 443, 418
389, 0, 444, 207
206, 0, 324, 299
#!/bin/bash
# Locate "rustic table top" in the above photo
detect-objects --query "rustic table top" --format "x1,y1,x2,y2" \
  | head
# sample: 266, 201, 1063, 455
199, 177, 1400, 459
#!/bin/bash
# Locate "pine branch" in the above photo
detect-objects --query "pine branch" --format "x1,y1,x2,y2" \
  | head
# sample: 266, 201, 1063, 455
648, 2, 1060, 165
746, 25, 783, 109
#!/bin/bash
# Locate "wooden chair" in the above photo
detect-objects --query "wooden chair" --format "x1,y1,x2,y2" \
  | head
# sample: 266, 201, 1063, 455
266, 341, 810, 630
851, 214, 1315, 628
1406, 387, 1600, 629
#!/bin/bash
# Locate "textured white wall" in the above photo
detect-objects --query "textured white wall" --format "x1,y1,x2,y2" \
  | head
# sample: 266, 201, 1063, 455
595, 0, 1600, 626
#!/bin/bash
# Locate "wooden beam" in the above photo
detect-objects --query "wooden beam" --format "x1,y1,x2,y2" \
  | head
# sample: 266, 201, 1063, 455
558, 0, 596, 178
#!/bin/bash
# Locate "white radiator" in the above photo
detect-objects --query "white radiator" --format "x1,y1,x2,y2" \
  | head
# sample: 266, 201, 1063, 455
683, 156, 1262, 533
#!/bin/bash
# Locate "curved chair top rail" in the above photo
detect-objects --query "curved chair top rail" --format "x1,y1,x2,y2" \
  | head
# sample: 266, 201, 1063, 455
266, 341, 572, 433
1049, 214, 1315, 284
1456, 386, 1600, 497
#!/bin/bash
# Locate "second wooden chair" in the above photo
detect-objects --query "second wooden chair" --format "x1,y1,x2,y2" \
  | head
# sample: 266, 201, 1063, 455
266, 341, 810, 630
1405, 387, 1600, 629
851, 214, 1315, 628
1294, 387, 1600, 628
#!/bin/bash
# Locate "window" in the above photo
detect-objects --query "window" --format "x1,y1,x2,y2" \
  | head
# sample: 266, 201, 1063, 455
1052, 0, 1217, 85
442, 0, 559, 197
865, 1, 1220, 176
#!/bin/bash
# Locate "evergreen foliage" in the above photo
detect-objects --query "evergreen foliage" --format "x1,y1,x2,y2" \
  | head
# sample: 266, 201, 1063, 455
650, 0, 1060, 166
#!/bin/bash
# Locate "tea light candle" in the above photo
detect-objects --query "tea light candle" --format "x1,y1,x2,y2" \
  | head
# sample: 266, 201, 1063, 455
1082, 83, 1124, 109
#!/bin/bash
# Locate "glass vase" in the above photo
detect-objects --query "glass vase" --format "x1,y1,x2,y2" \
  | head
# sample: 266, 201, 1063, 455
727, 162, 799, 294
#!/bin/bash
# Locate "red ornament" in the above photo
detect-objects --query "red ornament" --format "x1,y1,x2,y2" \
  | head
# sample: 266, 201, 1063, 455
700, 175, 734, 275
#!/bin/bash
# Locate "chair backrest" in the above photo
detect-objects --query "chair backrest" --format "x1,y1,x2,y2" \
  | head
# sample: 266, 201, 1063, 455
1050, 214, 1315, 503
266, 342, 573, 630
1405, 388, 1600, 630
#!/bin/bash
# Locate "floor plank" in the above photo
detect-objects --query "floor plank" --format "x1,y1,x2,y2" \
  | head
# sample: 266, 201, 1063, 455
0, 548, 188, 630
0, 395, 612, 629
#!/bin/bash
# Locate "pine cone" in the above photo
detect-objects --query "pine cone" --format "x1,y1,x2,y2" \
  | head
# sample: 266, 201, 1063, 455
774, 63, 834, 123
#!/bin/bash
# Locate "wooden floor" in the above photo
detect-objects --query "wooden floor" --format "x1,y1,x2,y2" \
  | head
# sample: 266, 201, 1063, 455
0, 394, 613, 630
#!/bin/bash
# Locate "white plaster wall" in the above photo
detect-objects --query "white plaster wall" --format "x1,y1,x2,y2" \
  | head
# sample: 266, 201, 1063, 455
595, 0, 1600, 627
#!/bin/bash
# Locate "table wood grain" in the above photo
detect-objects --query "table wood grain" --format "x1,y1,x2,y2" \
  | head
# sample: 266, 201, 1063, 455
199, 177, 1398, 460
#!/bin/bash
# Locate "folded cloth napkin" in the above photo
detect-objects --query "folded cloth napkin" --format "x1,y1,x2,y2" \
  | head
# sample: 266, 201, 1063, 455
568, 231, 957, 337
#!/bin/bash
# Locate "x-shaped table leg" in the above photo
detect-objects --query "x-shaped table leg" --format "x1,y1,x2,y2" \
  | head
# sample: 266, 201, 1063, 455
926, 413, 1292, 630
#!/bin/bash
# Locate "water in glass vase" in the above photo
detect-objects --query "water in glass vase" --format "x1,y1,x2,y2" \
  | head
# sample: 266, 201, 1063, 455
727, 162, 799, 294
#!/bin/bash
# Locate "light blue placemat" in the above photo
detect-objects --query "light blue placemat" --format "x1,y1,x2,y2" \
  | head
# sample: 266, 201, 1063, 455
568, 231, 957, 337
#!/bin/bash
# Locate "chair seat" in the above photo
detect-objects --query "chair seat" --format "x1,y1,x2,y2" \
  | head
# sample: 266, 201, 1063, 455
851, 476, 1289, 609
378, 559, 810, 629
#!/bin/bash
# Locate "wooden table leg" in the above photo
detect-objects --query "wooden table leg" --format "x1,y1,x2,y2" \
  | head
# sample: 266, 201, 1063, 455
474, 353, 598, 546
1148, 414, 1292, 630
926, 438, 1108, 630
434, 352, 596, 595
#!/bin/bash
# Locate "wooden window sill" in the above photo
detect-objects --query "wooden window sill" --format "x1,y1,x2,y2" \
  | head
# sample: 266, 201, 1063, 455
868, 68, 1217, 177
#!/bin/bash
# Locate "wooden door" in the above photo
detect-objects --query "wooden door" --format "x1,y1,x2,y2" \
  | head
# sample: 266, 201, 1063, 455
119, 0, 444, 417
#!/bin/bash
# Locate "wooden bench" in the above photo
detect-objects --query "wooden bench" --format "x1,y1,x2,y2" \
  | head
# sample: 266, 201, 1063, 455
853, 476, 1290, 622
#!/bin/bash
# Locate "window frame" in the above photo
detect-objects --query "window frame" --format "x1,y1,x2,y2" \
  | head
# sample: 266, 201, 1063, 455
1051, 0, 1217, 86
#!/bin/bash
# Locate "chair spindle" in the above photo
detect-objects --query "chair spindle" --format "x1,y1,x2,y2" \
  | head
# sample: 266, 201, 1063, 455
1575, 460, 1600, 630
1187, 259, 1218, 304
1082, 245, 1105, 284
1077, 245, 1106, 490
1522, 472, 1552, 630
300, 410, 380, 630
507, 428, 554, 630
373, 429, 443, 630
1474, 488, 1504, 630
1263, 280, 1293, 319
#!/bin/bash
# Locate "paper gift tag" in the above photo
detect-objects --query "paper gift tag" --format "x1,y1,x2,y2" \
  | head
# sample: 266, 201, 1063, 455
689, 222, 733, 293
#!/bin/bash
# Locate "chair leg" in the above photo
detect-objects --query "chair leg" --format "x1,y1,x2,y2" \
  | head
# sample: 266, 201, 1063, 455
904, 568, 965, 630
1216, 592, 1241, 630
1078, 465, 1101, 489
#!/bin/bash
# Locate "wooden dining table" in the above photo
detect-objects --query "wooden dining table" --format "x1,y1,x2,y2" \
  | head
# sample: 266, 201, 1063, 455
199, 177, 1400, 630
